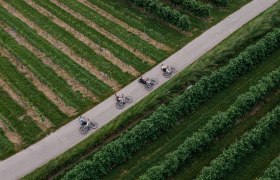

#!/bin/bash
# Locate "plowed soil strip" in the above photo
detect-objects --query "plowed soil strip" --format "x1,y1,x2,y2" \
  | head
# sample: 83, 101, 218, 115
77, 0, 172, 52
0, 47, 77, 116
51, 0, 155, 65
25, 0, 139, 76
0, 0, 120, 90
0, 116, 22, 149
0, 78, 52, 131
1, 23, 98, 102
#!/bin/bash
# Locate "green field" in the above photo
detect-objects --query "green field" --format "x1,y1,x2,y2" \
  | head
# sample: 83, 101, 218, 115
0, 0, 251, 161
24, 1, 280, 179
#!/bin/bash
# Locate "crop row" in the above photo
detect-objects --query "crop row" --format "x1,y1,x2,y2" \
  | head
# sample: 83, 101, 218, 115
0, 56, 67, 126
260, 155, 280, 179
197, 105, 280, 180
0, 128, 15, 159
0, 6, 113, 100
87, 0, 184, 47
141, 63, 280, 179
127, 0, 191, 30
6, 0, 133, 84
62, 28, 280, 180
171, 0, 212, 17
33, 0, 150, 73
0, 74, 43, 144
0, 29, 90, 112
58, 0, 168, 62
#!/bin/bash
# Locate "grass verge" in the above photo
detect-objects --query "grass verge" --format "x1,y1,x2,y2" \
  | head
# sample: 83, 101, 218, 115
23, 2, 280, 179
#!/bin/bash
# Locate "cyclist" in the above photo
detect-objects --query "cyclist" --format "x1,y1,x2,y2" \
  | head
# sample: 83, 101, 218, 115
115, 93, 124, 103
139, 76, 149, 84
79, 116, 87, 126
161, 64, 168, 72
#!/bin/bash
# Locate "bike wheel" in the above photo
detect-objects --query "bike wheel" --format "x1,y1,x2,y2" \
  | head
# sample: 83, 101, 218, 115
116, 102, 124, 109
90, 122, 98, 129
145, 83, 153, 90
150, 79, 158, 85
125, 96, 133, 103
163, 72, 172, 78
79, 126, 88, 135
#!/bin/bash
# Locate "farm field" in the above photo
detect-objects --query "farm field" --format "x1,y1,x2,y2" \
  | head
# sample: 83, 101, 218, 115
62, 29, 280, 179
0, 0, 251, 160
24, 1, 280, 179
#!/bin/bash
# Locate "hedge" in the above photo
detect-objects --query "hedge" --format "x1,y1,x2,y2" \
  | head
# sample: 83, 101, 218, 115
259, 155, 280, 179
210, 0, 229, 7
128, 0, 191, 30
171, 0, 212, 17
197, 105, 280, 180
62, 29, 280, 179
140, 66, 280, 180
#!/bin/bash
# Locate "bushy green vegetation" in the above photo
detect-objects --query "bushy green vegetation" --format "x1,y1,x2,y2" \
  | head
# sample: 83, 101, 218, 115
24, 2, 279, 178
260, 155, 280, 179
210, 0, 228, 7
197, 105, 280, 180
171, 0, 212, 17
141, 59, 280, 179
62, 27, 280, 180
127, 0, 191, 30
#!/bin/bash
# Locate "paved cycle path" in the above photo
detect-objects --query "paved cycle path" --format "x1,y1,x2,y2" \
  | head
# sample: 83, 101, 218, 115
0, 0, 277, 179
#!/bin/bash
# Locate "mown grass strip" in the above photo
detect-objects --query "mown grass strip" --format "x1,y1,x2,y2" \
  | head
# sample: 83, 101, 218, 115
26, 0, 140, 76
1, 23, 98, 103
59, 0, 168, 62
5, 0, 134, 85
0, 6, 114, 99
0, 128, 15, 159
0, 56, 67, 126
0, 29, 91, 113
34, 0, 151, 72
52, 0, 156, 65
0, 77, 53, 131
0, 85, 43, 146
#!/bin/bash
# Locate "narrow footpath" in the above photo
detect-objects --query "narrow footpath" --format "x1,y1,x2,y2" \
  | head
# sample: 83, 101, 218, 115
0, 0, 277, 179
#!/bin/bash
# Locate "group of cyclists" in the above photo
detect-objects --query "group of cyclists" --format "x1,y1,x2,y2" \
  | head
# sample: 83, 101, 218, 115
115, 64, 171, 103
79, 64, 173, 130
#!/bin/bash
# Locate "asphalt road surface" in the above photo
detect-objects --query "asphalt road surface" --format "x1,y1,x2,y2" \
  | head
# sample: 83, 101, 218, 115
0, 0, 277, 179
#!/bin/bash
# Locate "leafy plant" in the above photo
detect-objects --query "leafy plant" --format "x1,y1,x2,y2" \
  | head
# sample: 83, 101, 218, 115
171, 0, 212, 17
128, 0, 191, 30
259, 155, 280, 180
197, 105, 280, 180
141, 64, 280, 179
62, 29, 280, 180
